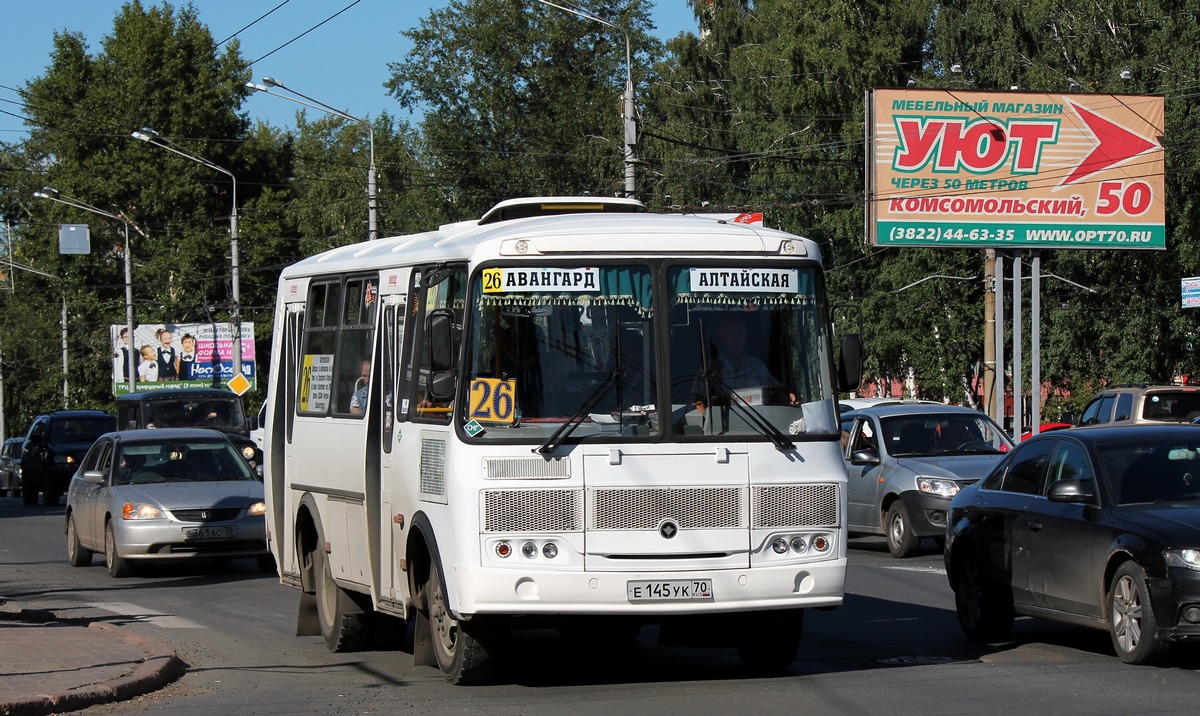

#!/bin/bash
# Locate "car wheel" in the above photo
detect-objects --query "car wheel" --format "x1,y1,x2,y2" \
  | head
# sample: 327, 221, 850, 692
885, 501, 920, 558
427, 558, 498, 684
21, 472, 37, 506
736, 609, 803, 674
314, 545, 367, 652
1109, 562, 1169, 665
104, 521, 133, 578
67, 514, 92, 567
953, 549, 1013, 642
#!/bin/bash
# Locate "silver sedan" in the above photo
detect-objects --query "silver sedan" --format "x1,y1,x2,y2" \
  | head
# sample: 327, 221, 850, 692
64, 428, 271, 577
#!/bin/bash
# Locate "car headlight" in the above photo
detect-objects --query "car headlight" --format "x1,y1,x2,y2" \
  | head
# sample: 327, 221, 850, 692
121, 503, 164, 520
247, 501, 267, 516
242, 445, 256, 460
1166, 548, 1200, 570
917, 477, 960, 498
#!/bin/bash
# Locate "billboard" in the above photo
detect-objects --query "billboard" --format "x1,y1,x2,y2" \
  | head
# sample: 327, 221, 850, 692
111, 322, 256, 396
867, 88, 1165, 249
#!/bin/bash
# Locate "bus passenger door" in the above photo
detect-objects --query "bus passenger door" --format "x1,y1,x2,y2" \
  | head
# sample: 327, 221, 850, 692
378, 288, 409, 605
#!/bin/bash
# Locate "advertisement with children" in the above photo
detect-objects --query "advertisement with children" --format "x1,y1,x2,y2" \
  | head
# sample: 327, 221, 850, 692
111, 322, 256, 395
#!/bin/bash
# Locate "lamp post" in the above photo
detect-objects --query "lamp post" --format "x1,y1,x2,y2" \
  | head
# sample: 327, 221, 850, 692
534, 0, 637, 198
33, 188, 136, 395
131, 128, 242, 380
245, 77, 378, 241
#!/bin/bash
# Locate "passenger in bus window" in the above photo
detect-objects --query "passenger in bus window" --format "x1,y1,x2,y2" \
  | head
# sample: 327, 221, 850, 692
350, 359, 371, 415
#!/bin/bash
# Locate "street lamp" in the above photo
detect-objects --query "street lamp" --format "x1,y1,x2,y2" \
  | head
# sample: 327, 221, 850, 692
534, 0, 638, 198
245, 77, 378, 241
131, 128, 242, 380
33, 187, 136, 395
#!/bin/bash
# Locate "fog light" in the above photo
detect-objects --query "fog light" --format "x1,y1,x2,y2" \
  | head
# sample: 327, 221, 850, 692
542, 543, 559, 559
772, 537, 789, 554
790, 536, 807, 553
495, 541, 512, 558
812, 534, 830, 552
522, 541, 538, 559
1184, 605, 1200, 623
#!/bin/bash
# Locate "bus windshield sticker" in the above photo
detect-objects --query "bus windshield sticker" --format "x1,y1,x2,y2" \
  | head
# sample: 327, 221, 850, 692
482, 267, 600, 294
299, 354, 334, 413
464, 419, 485, 437
688, 267, 800, 293
469, 377, 518, 424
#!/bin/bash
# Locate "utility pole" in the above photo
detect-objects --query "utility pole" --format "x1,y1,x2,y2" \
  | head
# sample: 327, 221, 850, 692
984, 249, 996, 419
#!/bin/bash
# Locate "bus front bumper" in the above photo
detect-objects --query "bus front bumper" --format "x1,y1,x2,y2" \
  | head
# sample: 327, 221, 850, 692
448, 557, 847, 618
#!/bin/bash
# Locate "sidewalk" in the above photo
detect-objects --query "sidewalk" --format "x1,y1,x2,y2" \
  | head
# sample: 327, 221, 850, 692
0, 599, 184, 716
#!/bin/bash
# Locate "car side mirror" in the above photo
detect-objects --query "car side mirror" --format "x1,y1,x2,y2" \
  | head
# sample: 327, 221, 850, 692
850, 448, 880, 465
1048, 478, 1094, 503
82, 470, 105, 485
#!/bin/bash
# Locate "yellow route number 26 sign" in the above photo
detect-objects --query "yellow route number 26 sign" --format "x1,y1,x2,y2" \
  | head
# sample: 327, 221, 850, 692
469, 377, 517, 424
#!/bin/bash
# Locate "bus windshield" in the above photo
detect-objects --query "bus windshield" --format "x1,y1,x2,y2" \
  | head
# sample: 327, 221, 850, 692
666, 265, 838, 439
463, 264, 656, 442
460, 262, 838, 443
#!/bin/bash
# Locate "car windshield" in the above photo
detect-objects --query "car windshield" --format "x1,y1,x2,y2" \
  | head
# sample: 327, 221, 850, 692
881, 413, 1012, 457
49, 416, 115, 443
144, 398, 245, 431
1140, 392, 1200, 423
1098, 437, 1200, 504
115, 439, 254, 485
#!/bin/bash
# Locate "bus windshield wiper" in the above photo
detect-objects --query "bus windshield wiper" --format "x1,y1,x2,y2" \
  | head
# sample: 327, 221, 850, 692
709, 375, 795, 452
535, 369, 624, 455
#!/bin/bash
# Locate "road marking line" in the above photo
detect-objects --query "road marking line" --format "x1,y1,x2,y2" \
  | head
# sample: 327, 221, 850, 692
89, 601, 205, 629
878, 565, 947, 575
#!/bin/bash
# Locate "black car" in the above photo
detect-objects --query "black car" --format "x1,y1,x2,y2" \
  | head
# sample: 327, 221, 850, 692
21, 410, 117, 505
115, 388, 260, 471
945, 425, 1200, 665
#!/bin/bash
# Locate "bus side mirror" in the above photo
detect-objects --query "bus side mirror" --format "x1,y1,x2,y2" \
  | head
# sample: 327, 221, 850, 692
427, 309, 457, 404
428, 309, 456, 372
838, 333, 863, 392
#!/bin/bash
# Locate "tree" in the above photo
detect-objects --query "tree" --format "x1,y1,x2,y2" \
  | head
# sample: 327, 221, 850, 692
0, 1, 276, 415
386, 0, 662, 216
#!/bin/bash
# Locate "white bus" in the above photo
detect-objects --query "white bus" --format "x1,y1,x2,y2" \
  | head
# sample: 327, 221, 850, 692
262, 197, 862, 683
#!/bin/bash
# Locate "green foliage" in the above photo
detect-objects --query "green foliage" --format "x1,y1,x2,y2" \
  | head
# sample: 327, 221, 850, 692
386, 0, 662, 213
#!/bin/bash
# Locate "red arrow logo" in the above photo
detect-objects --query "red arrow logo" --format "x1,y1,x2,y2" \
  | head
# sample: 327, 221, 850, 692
1061, 102, 1158, 186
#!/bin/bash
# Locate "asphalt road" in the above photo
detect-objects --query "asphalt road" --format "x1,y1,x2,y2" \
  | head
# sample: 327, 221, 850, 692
3, 496, 1199, 714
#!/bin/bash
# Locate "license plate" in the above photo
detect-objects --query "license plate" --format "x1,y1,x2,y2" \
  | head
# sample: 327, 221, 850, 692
626, 579, 714, 602
183, 525, 236, 540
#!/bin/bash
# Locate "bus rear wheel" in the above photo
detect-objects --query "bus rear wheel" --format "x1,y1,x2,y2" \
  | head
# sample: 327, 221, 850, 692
314, 545, 367, 652
427, 559, 498, 684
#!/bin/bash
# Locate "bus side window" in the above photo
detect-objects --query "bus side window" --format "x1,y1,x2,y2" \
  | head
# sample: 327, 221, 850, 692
412, 265, 466, 424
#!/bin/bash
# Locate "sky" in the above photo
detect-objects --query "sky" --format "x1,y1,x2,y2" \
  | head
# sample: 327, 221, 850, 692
0, 0, 698, 139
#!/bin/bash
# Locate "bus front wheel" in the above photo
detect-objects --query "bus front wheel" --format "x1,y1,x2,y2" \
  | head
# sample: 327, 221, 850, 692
427, 559, 498, 685
315, 545, 367, 652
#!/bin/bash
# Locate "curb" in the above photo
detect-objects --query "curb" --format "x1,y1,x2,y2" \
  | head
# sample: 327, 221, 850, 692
1, 610, 185, 716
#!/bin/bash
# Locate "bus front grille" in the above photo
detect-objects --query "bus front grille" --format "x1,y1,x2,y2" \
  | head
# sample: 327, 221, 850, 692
588, 487, 746, 530
751, 484, 840, 528
482, 488, 583, 532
